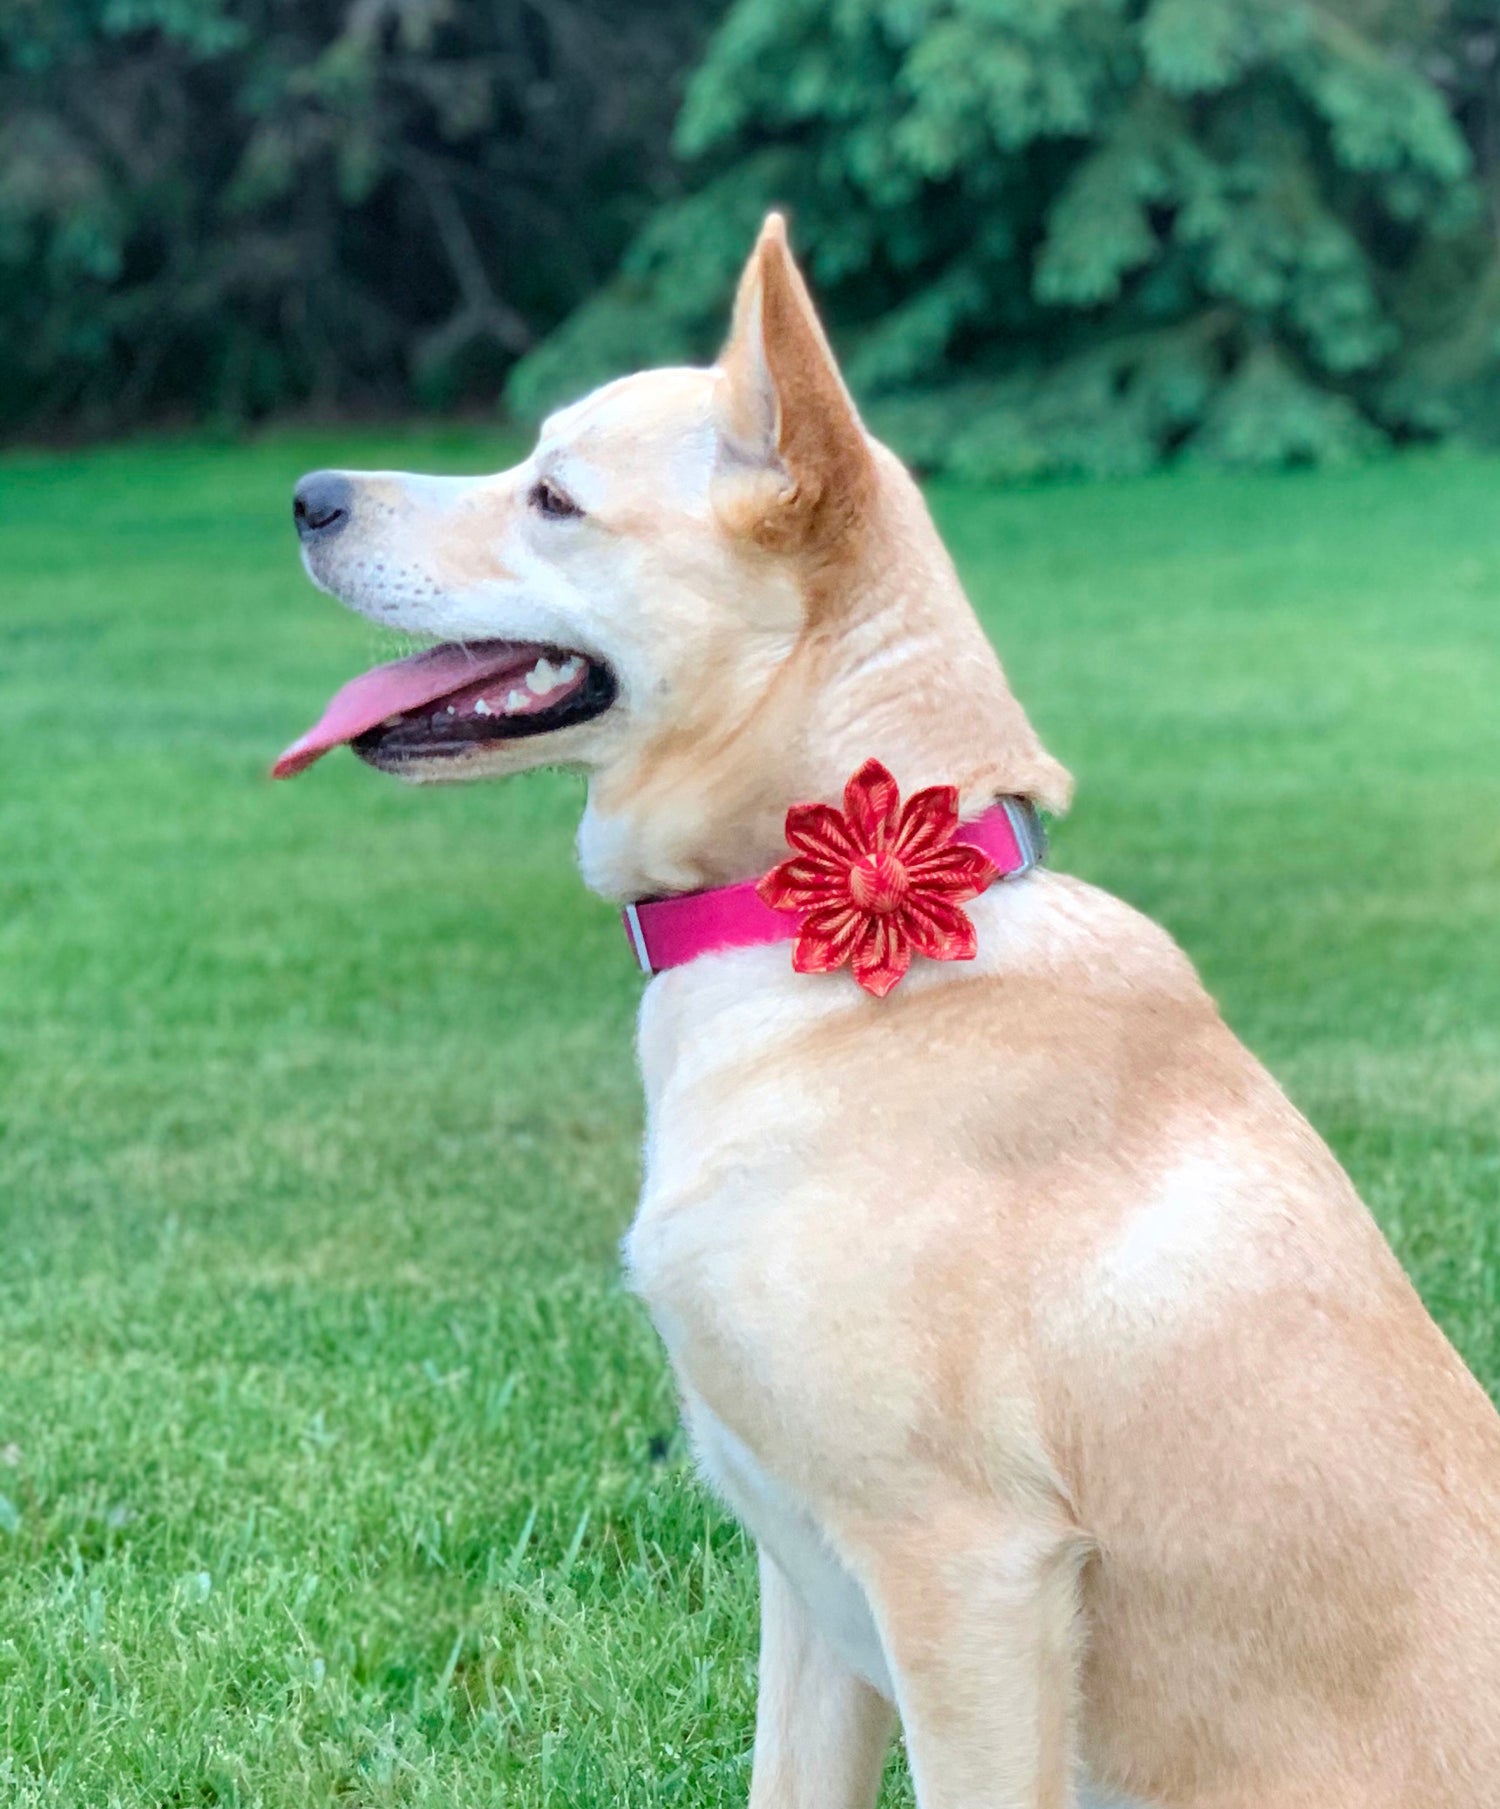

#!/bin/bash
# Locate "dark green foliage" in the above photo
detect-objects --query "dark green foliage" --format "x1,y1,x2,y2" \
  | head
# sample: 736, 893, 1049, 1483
513, 0, 1500, 477
0, 0, 710, 434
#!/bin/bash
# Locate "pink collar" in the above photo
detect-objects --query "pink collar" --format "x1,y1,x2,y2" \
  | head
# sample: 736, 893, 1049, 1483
621, 796, 1044, 980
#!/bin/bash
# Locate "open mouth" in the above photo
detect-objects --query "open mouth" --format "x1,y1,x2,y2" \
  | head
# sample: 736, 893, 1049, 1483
272, 641, 616, 779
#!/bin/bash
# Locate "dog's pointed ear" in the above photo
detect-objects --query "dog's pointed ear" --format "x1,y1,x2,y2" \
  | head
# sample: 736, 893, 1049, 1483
714, 213, 874, 546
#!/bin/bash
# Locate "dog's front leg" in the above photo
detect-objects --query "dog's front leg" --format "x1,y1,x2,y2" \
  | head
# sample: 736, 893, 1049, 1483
855, 1508, 1085, 1809
749, 1547, 895, 1809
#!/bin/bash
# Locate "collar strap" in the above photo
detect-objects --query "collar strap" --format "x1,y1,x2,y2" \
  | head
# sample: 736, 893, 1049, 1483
622, 798, 1044, 978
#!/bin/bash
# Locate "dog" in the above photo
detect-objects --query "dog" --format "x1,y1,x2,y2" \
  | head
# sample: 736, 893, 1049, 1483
277, 215, 1500, 1807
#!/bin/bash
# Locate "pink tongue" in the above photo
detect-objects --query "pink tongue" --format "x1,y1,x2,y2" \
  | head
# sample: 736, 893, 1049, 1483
273, 641, 541, 778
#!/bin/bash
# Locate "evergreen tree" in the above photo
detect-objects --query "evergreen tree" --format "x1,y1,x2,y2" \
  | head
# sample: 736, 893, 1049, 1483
511, 0, 1491, 477
0, 0, 712, 434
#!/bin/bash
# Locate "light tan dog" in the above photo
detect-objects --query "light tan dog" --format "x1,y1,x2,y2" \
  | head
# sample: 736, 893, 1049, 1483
282, 216, 1500, 1807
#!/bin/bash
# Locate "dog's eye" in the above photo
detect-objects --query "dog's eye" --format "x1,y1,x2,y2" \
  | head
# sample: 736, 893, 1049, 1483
528, 478, 582, 521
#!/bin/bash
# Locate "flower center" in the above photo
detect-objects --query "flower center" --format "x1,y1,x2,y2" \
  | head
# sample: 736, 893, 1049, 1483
849, 850, 908, 914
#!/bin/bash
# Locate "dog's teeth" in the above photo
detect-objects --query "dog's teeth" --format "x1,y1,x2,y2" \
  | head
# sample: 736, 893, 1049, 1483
382, 715, 403, 728
473, 697, 492, 716
506, 689, 527, 711
558, 657, 582, 681
526, 659, 557, 696
445, 704, 455, 715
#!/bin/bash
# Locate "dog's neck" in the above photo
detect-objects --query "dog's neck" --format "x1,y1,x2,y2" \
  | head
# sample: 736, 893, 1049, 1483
577, 464, 1070, 903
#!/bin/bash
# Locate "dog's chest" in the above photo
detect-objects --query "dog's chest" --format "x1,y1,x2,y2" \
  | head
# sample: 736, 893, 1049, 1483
626, 934, 1156, 1809
624, 950, 896, 1688
689, 1395, 893, 1697
624, 944, 857, 1361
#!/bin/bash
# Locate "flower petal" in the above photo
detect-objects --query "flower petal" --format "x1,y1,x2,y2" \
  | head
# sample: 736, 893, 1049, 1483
757, 857, 846, 914
851, 912, 911, 997
791, 903, 865, 974
901, 896, 979, 964
843, 759, 900, 851
783, 801, 860, 867
892, 784, 959, 861
907, 841, 999, 901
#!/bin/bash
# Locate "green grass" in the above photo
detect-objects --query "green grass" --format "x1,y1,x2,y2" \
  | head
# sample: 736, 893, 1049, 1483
2, 429, 1499, 1807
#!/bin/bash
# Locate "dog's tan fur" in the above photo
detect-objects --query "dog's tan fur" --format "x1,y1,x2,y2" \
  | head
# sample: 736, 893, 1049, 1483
298, 216, 1500, 1807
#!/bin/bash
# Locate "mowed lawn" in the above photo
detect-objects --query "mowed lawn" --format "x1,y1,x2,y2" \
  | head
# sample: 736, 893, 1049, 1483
2, 429, 1499, 1809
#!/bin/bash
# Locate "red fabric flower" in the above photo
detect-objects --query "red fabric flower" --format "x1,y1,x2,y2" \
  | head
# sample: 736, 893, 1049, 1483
756, 759, 999, 997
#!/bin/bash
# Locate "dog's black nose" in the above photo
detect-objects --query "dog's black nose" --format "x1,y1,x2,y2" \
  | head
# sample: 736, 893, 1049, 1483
293, 471, 353, 542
